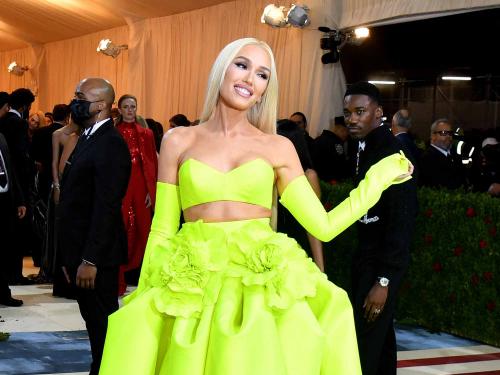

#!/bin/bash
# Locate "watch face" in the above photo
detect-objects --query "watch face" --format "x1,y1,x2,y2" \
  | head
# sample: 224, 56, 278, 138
378, 277, 389, 287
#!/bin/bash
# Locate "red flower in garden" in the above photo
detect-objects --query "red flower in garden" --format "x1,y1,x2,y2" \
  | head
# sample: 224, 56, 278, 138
479, 240, 488, 249
424, 208, 433, 218
328, 180, 338, 185
484, 216, 492, 224
433, 262, 443, 272
424, 234, 433, 245
489, 226, 497, 237
466, 207, 476, 217
487, 301, 496, 312
471, 274, 480, 286
323, 202, 333, 211
453, 246, 463, 257
483, 271, 493, 282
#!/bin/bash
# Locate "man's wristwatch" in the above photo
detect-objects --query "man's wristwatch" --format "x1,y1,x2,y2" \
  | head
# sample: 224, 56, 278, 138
377, 277, 389, 287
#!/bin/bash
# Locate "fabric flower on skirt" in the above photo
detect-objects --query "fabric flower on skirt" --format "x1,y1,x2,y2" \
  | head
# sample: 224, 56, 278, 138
226, 221, 324, 310
147, 222, 228, 318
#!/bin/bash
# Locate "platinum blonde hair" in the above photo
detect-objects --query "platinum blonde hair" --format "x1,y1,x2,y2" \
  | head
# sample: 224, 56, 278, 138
199, 38, 278, 135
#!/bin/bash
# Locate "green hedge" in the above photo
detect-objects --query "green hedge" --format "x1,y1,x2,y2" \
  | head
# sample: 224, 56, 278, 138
318, 182, 500, 346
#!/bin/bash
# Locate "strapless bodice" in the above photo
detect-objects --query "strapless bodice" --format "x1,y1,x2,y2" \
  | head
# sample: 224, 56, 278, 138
178, 158, 274, 210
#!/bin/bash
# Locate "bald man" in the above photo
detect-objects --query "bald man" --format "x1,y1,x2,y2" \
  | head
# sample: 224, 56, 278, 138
58, 78, 131, 374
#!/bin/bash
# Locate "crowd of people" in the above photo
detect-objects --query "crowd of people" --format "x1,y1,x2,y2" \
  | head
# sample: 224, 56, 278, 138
0, 36, 497, 375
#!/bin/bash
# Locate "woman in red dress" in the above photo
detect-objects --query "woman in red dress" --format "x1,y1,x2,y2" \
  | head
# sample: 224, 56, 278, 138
115, 94, 158, 295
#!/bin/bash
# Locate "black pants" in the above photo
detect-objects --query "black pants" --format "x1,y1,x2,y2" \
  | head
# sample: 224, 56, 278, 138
0, 193, 15, 299
351, 266, 400, 375
67, 265, 119, 375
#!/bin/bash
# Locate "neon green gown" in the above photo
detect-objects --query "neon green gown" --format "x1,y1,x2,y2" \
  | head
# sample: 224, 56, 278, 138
100, 153, 411, 375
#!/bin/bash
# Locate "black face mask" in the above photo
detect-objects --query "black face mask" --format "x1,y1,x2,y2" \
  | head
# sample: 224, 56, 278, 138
69, 99, 93, 125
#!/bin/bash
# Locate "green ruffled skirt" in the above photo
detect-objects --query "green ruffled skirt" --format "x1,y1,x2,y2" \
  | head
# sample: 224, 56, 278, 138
100, 219, 361, 374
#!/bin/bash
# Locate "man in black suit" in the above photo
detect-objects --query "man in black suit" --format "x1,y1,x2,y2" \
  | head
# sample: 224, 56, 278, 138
419, 118, 466, 189
0, 88, 35, 285
390, 109, 420, 163
31, 104, 70, 202
0, 92, 26, 307
344, 82, 417, 375
58, 78, 131, 374
312, 116, 350, 182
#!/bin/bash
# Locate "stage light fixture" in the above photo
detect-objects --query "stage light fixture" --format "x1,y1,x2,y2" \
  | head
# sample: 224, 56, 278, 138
318, 26, 370, 64
97, 39, 128, 58
8, 61, 29, 76
261, 4, 310, 28
286, 4, 310, 28
261, 4, 287, 28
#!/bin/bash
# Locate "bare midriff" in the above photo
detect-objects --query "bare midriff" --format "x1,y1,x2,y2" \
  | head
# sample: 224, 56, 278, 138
183, 201, 272, 223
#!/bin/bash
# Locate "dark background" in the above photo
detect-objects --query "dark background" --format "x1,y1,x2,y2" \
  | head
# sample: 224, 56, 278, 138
333, 8, 500, 139
341, 8, 500, 85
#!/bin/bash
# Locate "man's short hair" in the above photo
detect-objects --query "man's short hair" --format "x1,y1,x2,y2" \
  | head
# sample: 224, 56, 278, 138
394, 109, 412, 129
169, 114, 190, 127
344, 81, 381, 104
290, 112, 307, 128
0, 91, 9, 108
8, 88, 35, 110
430, 118, 451, 137
52, 104, 71, 122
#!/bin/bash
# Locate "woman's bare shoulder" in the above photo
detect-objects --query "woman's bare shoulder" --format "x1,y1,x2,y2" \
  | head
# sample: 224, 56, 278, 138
261, 133, 296, 154
161, 126, 196, 152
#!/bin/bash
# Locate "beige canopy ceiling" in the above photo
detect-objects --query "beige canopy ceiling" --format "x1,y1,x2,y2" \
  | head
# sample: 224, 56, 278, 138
2, 0, 500, 136
0, 0, 234, 51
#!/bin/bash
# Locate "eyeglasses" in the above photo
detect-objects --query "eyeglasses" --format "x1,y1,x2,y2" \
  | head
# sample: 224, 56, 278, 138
433, 130, 454, 137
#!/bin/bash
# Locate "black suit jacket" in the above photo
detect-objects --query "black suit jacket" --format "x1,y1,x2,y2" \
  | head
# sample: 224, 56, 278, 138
354, 125, 418, 287
58, 120, 131, 268
312, 130, 349, 182
0, 112, 31, 198
419, 145, 466, 189
0, 133, 24, 210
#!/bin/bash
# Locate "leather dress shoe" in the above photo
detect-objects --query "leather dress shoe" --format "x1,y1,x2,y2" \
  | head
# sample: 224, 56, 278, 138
0, 296, 23, 307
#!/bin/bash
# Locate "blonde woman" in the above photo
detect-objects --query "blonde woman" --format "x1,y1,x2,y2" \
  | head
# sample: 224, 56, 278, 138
100, 38, 412, 374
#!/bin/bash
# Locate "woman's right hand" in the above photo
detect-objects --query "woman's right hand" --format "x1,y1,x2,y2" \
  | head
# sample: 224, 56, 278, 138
396, 159, 414, 182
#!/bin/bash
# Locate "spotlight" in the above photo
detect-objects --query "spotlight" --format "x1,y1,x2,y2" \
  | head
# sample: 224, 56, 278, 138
97, 39, 128, 58
319, 27, 343, 64
286, 4, 310, 28
8, 61, 29, 76
318, 26, 370, 64
261, 4, 287, 28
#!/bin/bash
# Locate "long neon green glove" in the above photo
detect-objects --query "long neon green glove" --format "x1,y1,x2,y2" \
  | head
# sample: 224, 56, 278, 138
131, 182, 181, 296
280, 152, 411, 242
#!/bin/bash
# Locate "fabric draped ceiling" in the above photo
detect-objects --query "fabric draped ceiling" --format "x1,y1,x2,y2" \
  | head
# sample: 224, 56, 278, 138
1, 0, 499, 136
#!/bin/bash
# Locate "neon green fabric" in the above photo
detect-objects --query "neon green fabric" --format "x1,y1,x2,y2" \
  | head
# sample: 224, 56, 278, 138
129, 181, 181, 297
280, 152, 411, 242
100, 219, 362, 374
178, 158, 274, 210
